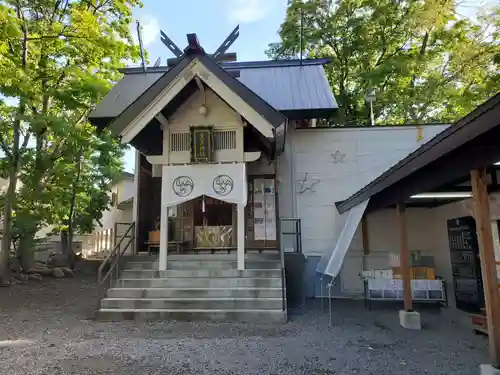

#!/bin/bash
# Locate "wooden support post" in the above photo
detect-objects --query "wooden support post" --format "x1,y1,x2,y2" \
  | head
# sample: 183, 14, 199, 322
471, 168, 500, 367
397, 202, 412, 312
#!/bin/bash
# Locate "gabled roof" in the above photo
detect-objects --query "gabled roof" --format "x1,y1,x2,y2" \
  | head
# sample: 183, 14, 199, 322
88, 58, 337, 127
95, 41, 289, 143
106, 54, 196, 136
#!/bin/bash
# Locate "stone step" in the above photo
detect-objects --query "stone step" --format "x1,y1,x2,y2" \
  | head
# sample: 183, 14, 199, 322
96, 309, 287, 323
115, 277, 282, 289
131, 254, 280, 261
166, 254, 280, 260
100, 297, 283, 310
125, 260, 281, 270
120, 269, 281, 279
106, 287, 283, 299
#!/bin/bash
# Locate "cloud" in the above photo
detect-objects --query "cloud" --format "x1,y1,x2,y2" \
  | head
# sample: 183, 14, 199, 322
226, 0, 272, 24
131, 14, 159, 46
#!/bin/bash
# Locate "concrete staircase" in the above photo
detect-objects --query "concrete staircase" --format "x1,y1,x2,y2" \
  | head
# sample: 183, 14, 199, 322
96, 254, 287, 323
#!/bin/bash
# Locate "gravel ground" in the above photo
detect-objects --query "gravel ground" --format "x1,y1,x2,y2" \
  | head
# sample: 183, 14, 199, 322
0, 273, 489, 375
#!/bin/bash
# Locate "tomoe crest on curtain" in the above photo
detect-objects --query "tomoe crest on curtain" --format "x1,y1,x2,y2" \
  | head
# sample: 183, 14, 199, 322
172, 176, 194, 197
213, 175, 234, 196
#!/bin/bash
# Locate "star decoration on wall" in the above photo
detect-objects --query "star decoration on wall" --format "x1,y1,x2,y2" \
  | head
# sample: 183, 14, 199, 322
331, 150, 346, 163
297, 173, 320, 195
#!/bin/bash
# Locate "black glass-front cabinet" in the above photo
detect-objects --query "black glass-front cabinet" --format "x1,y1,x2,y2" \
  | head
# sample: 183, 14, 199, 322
447, 216, 486, 313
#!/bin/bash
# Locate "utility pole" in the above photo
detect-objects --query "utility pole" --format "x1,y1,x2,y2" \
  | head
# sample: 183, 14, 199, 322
365, 89, 376, 126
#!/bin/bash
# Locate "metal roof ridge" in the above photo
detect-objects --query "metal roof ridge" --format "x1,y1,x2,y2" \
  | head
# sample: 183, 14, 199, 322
119, 58, 332, 74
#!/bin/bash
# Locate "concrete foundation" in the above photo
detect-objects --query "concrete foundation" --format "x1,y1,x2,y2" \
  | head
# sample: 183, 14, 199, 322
399, 310, 422, 330
481, 364, 500, 375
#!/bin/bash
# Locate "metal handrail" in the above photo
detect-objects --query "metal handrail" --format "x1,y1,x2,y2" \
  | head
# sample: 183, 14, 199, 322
280, 240, 286, 312
114, 221, 136, 255
96, 222, 135, 310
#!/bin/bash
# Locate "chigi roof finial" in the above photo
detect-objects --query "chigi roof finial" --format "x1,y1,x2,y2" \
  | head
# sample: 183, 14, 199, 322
160, 26, 240, 66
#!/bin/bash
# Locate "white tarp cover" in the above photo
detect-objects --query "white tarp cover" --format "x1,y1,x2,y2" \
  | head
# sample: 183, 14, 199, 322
162, 163, 247, 207
316, 199, 370, 278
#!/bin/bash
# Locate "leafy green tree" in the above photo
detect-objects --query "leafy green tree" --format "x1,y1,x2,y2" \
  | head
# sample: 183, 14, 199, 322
0, 0, 140, 282
13, 124, 125, 270
54, 128, 124, 268
268, 0, 500, 125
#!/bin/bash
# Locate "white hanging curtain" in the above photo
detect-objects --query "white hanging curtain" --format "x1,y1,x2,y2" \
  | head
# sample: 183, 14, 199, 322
162, 163, 247, 207
316, 199, 370, 278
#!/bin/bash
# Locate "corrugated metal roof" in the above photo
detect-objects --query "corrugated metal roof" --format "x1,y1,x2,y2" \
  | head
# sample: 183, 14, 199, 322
238, 65, 337, 112
89, 60, 338, 120
90, 73, 163, 118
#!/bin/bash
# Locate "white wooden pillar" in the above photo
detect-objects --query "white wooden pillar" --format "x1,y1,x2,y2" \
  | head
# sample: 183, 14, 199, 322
132, 149, 141, 255
159, 204, 168, 270
237, 203, 245, 270
159, 170, 168, 271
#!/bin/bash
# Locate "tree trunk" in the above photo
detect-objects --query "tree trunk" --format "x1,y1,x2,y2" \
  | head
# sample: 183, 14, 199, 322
60, 230, 74, 270
0, 170, 18, 284
0, 7, 29, 285
60, 229, 72, 267
67, 229, 75, 269
18, 231, 35, 272
66, 150, 82, 269
0, 117, 23, 283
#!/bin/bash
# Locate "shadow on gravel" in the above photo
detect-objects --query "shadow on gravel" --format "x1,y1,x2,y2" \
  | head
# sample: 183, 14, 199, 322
0, 275, 491, 375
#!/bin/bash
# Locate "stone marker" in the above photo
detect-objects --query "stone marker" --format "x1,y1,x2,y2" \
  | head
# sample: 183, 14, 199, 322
399, 310, 422, 330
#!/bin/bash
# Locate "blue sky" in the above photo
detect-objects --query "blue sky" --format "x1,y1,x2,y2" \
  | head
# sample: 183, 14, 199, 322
121, 0, 492, 172
133, 0, 287, 63
123, 0, 288, 172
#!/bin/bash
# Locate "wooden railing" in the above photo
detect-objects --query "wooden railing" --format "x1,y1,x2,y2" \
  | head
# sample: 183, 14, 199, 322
96, 222, 135, 312
81, 228, 114, 258
82, 222, 135, 259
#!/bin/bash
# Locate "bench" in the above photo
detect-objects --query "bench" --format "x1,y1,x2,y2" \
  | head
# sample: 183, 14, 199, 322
145, 241, 184, 255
